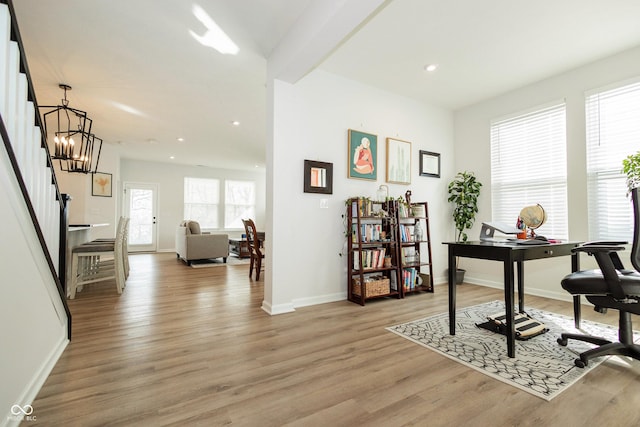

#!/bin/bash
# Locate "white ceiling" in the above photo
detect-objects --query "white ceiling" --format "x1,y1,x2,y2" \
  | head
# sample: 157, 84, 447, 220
12, 0, 640, 171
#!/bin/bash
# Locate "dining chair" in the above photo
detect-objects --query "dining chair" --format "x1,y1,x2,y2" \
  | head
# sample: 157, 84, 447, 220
69, 216, 127, 298
242, 218, 264, 280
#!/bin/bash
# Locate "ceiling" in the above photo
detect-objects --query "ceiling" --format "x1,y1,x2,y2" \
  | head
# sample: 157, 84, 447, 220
12, 1, 640, 171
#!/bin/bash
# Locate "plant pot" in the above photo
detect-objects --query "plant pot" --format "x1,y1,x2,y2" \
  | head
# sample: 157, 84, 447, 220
455, 269, 466, 284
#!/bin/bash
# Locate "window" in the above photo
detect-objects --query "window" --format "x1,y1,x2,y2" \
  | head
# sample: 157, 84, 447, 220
490, 102, 568, 238
586, 78, 640, 240
184, 177, 219, 228
224, 180, 256, 229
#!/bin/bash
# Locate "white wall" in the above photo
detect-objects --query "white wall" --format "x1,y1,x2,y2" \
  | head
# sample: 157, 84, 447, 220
454, 45, 640, 301
1, 141, 68, 425
120, 159, 267, 251
267, 69, 454, 313
52, 143, 120, 240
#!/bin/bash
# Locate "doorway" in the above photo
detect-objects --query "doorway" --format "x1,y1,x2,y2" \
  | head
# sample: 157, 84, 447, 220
123, 183, 158, 252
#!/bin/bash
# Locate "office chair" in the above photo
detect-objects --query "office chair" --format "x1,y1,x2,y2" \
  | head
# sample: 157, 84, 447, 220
557, 187, 640, 367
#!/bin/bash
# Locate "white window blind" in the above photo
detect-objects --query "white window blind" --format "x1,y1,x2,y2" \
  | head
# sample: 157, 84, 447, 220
224, 180, 256, 229
490, 102, 568, 239
184, 177, 219, 228
585, 78, 640, 240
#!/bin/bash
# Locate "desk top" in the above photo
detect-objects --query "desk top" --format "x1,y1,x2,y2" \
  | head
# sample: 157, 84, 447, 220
444, 240, 582, 261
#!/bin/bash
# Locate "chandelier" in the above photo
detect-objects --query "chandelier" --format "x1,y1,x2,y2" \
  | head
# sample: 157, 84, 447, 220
41, 84, 102, 174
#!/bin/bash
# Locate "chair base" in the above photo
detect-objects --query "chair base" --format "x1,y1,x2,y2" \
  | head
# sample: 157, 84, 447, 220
557, 311, 640, 368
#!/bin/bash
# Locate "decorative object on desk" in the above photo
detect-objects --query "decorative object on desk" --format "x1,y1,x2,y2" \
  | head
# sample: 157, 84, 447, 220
386, 137, 411, 184
516, 216, 527, 239
519, 204, 546, 237
622, 150, 640, 194
303, 160, 333, 194
92, 172, 112, 197
348, 129, 377, 180
447, 171, 482, 283
387, 300, 630, 401
40, 84, 103, 174
419, 150, 440, 178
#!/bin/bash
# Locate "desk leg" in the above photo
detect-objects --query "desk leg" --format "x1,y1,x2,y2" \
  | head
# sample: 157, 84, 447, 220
572, 252, 581, 328
448, 246, 456, 336
504, 259, 515, 358
516, 261, 524, 312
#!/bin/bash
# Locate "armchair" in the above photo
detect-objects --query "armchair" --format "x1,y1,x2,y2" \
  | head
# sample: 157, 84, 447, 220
176, 220, 229, 265
557, 187, 640, 367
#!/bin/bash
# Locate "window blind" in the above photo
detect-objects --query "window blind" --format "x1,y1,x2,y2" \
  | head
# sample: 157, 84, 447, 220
490, 102, 568, 239
224, 180, 256, 229
585, 78, 640, 240
184, 177, 220, 228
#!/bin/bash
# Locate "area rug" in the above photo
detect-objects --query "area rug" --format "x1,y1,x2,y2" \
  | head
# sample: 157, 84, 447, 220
190, 256, 250, 268
387, 300, 637, 401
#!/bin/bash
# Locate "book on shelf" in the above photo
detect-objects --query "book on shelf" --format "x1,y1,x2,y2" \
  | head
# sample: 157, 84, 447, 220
353, 248, 388, 270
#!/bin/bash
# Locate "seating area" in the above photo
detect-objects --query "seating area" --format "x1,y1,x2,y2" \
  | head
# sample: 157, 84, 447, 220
176, 220, 229, 265
68, 216, 130, 299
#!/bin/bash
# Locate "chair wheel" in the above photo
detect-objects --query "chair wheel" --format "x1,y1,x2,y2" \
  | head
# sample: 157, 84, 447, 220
574, 358, 586, 368
557, 337, 568, 346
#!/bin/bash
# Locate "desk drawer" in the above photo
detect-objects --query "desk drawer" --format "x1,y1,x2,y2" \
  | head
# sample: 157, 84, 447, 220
520, 244, 575, 260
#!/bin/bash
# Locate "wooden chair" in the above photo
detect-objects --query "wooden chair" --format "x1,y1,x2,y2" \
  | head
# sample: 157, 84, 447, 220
242, 218, 264, 280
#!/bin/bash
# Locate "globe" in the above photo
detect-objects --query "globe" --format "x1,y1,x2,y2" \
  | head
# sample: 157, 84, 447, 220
519, 204, 546, 237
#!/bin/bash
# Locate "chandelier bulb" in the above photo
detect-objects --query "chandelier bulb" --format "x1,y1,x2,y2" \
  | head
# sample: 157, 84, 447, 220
54, 136, 60, 144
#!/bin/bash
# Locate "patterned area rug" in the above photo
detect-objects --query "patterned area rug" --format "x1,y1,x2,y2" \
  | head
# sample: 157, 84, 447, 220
387, 300, 635, 400
190, 256, 250, 268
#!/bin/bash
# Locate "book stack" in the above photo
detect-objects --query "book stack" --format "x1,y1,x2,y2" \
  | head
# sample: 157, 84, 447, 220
353, 248, 387, 270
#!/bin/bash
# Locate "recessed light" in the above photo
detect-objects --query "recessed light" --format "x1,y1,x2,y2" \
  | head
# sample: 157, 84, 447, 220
231, 120, 240, 126
177, 137, 185, 142
424, 64, 438, 72
170, 156, 175, 160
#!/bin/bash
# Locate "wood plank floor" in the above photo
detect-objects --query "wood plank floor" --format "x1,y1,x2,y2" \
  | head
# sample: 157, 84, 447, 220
30, 253, 640, 426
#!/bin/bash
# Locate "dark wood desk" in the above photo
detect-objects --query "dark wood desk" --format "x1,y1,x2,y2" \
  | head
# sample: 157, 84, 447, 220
444, 240, 582, 358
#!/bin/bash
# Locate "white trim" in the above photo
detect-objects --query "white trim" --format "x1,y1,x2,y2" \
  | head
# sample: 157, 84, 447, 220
584, 75, 640, 97
261, 300, 295, 315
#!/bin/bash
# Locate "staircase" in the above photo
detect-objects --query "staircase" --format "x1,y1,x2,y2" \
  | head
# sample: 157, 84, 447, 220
1, 1, 71, 424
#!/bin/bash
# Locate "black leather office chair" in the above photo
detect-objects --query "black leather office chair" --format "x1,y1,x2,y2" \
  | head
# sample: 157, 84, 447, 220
557, 187, 640, 367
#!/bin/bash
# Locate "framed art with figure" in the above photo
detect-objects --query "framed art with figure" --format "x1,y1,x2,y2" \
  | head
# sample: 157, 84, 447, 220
386, 137, 411, 184
348, 129, 377, 180
92, 172, 112, 197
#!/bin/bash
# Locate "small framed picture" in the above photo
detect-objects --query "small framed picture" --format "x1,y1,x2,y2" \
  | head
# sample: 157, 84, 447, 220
419, 151, 440, 178
386, 137, 411, 184
348, 129, 377, 181
92, 172, 112, 197
304, 160, 333, 194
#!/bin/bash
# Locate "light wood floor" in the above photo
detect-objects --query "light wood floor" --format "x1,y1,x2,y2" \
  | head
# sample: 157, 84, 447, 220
30, 253, 640, 426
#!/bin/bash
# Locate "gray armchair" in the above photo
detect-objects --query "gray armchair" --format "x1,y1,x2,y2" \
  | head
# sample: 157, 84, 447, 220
176, 220, 229, 265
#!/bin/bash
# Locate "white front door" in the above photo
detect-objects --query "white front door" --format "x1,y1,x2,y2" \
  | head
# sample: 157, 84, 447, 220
124, 183, 158, 252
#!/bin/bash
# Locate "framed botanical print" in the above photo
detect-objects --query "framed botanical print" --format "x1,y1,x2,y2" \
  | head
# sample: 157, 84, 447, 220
348, 129, 377, 181
386, 138, 411, 184
92, 172, 112, 197
303, 160, 333, 194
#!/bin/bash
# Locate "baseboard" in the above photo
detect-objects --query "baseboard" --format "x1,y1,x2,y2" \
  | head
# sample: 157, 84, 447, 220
2, 333, 68, 427
462, 276, 586, 305
293, 292, 346, 308
261, 300, 295, 315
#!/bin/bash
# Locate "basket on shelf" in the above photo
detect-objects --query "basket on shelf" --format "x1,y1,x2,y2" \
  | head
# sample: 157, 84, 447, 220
352, 276, 390, 297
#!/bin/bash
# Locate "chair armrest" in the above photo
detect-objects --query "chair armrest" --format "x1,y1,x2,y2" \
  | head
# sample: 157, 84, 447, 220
572, 244, 626, 254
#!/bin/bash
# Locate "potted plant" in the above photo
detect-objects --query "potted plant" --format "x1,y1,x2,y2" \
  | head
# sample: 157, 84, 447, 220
447, 171, 483, 283
622, 150, 640, 194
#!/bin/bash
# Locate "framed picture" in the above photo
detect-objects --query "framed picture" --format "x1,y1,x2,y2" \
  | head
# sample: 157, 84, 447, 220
386, 138, 411, 184
92, 172, 112, 197
348, 129, 377, 180
303, 160, 333, 194
419, 150, 441, 178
